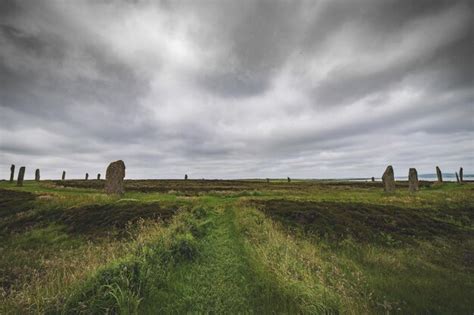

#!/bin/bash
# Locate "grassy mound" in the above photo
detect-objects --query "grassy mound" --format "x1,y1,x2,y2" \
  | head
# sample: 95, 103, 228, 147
0, 189, 36, 218
254, 199, 472, 245
61, 206, 208, 314
0, 189, 178, 237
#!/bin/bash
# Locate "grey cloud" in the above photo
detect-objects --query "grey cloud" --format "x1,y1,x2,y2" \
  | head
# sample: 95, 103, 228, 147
186, 1, 307, 97
197, 71, 270, 98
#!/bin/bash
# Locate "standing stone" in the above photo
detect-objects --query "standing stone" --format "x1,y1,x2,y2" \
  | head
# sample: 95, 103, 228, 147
266, 178, 270, 183
371, 177, 375, 182
455, 172, 460, 183
105, 160, 126, 194
9, 164, 15, 182
382, 165, 396, 192
17, 166, 25, 187
62, 171, 66, 181
408, 168, 419, 192
35, 169, 40, 181
85, 173, 89, 180
287, 177, 291, 183
436, 166, 443, 183
97, 173, 101, 180
184, 174, 188, 180
459, 167, 463, 183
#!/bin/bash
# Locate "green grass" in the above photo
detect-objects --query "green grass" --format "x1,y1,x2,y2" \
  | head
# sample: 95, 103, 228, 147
141, 204, 299, 313
0, 179, 472, 313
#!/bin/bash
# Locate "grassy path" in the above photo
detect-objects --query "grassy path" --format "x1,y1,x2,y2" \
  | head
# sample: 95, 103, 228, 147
141, 204, 286, 313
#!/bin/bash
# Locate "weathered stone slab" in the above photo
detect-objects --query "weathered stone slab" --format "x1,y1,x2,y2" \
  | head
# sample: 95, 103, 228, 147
455, 172, 460, 183
10, 164, 15, 182
287, 177, 291, 183
185, 174, 188, 180
85, 173, 89, 180
436, 166, 443, 183
62, 171, 66, 181
408, 168, 419, 192
17, 166, 25, 187
382, 165, 395, 192
10, 164, 15, 183
97, 173, 101, 180
105, 160, 125, 194
371, 177, 375, 182
35, 169, 40, 181
460, 167, 463, 183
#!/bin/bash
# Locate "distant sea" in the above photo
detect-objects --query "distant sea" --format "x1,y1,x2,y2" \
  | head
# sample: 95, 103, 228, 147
399, 173, 473, 182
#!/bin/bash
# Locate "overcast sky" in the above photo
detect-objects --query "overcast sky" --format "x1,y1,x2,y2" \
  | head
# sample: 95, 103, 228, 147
0, 0, 473, 180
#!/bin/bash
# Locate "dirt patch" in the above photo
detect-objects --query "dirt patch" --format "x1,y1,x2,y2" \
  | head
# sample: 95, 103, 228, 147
0, 189, 36, 218
49, 179, 380, 194
50, 179, 436, 195
1, 200, 179, 237
51, 179, 278, 194
253, 199, 473, 245
60, 202, 178, 236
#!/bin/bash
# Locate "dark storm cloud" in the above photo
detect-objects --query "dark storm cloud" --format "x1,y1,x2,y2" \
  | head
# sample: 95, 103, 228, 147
0, 23, 148, 115
191, 1, 306, 97
0, 0, 472, 179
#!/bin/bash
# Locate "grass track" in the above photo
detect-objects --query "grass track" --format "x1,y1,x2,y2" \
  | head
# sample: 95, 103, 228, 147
142, 204, 296, 313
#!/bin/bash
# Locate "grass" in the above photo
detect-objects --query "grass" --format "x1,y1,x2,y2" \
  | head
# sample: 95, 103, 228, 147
236, 204, 473, 313
252, 199, 471, 244
0, 179, 472, 313
141, 203, 300, 313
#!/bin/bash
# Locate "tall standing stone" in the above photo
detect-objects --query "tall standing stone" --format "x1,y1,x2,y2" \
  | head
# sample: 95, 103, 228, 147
97, 173, 101, 180
287, 177, 291, 183
105, 160, 125, 195
184, 174, 188, 180
35, 169, 40, 181
62, 171, 66, 181
266, 178, 270, 183
371, 177, 375, 182
459, 167, 463, 183
436, 166, 443, 183
382, 165, 396, 192
17, 166, 25, 187
9, 164, 15, 182
85, 173, 89, 180
455, 172, 460, 183
408, 168, 419, 192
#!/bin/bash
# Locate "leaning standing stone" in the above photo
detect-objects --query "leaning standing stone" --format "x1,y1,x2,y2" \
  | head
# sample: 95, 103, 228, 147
10, 164, 15, 182
17, 166, 25, 187
35, 169, 40, 181
382, 165, 396, 192
105, 160, 126, 194
408, 168, 419, 192
436, 166, 443, 183
62, 171, 66, 181
455, 172, 460, 183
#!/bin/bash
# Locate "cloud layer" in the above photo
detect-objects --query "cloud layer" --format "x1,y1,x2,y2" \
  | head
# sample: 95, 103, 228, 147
1, 0, 473, 179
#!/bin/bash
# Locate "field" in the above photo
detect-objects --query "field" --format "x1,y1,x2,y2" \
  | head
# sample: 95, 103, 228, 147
0, 179, 473, 314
